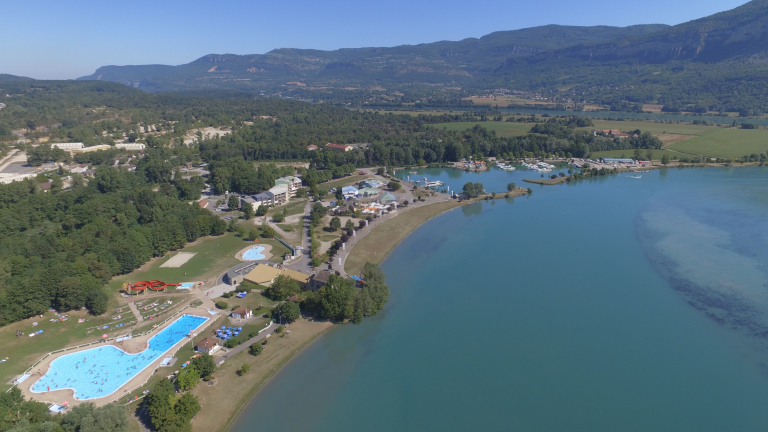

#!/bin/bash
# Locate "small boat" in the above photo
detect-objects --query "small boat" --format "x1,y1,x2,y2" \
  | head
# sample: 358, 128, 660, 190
629, 175, 642, 179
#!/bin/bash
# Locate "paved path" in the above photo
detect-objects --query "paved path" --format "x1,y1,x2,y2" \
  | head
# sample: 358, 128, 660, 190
127, 302, 145, 323
215, 322, 277, 364
284, 199, 313, 273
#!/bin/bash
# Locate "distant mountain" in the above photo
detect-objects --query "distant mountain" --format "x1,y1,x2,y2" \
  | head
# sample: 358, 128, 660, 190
516, 0, 768, 63
78, 24, 668, 92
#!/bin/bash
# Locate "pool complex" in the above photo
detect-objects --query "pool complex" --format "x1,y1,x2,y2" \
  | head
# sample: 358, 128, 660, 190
30, 314, 208, 400
243, 246, 266, 260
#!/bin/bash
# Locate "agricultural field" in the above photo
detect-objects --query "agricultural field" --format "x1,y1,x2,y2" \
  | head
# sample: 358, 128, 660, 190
590, 149, 682, 160
667, 128, 768, 158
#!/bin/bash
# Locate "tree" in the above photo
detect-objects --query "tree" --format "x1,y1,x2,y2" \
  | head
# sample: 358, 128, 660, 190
248, 228, 259, 241
255, 205, 268, 216
388, 181, 401, 191
634, 148, 642, 161
345, 219, 355, 230
271, 301, 300, 323
661, 154, 670, 165
646, 148, 654, 162
237, 364, 250, 376
272, 211, 285, 223
60, 402, 130, 432
227, 195, 239, 211
261, 226, 276, 238
507, 182, 516, 192
318, 275, 355, 321
243, 203, 254, 220
264, 275, 301, 301
376, 167, 385, 175
191, 354, 215, 379
462, 182, 485, 198
249, 343, 262, 356
87, 290, 108, 315
329, 216, 341, 231
215, 301, 228, 310
176, 365, 200, 391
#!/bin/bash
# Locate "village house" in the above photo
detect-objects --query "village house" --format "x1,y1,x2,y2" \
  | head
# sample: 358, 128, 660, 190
195, 337, 222, 355
306, 144, 318, 151
308, 269, 333, 291
230, 307, 253, 320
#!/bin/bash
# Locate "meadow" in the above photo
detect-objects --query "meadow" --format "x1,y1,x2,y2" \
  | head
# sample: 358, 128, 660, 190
667, 128, 768, 158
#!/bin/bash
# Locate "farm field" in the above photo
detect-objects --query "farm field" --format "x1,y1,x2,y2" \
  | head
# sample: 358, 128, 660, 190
667, 128, 768, 158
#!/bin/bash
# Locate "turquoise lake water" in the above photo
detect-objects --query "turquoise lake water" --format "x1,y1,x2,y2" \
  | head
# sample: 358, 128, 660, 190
230, 167, 768, 431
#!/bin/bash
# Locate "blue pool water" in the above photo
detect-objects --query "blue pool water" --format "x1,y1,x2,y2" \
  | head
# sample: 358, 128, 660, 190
243, 246, 266, 260
31, 314, 208, 400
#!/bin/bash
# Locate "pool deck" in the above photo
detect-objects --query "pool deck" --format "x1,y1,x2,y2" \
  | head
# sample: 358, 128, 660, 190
234, 244, 273, 262
17, 308, 214, 407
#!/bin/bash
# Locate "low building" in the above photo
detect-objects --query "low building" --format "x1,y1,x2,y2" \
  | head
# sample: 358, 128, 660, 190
360, 180, 384, 189
308, 269, 332, 291
243, 264, 310, 286
72, 145, 112, 153
307, 144, 318, 151
115, 143, 146, 150
195, 337, 222, 355
325, 143, 354, 152
38, 181, 52, 192
599, 158, 635, 164
379, 192, 398, 204
231, 308, 253, 320
50, 143, 84, 150
198, 199, 209, 209
342, 185, 359, 198
69, 163, 89, 174
358, 187, 381, 197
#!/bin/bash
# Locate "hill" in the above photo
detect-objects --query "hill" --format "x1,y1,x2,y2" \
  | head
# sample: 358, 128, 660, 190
77, 25, 667, 92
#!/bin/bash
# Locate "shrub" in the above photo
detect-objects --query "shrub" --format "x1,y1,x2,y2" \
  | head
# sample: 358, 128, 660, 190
237, 364, 250, 376
215, 301, 228, 310
249, 343, 263, 356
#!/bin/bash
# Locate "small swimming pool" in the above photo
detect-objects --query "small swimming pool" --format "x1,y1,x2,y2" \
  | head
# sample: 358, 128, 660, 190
243, 246, 266, 261
31, 314, 208, 400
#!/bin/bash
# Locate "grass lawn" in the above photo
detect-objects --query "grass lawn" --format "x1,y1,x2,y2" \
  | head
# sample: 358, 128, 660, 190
434, 121, 533, 137
189, 319, 332, 432
106, 234, 249, 295
345, 200, 461, 276
267, 199, 307, 218
667, 128, 768, 158
276, 224, 294, 232
317, 233, 341, 242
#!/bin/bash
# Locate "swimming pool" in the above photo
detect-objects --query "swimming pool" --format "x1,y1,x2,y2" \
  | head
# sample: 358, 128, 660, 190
30, 314, 208, 400
243, 246, 266, 260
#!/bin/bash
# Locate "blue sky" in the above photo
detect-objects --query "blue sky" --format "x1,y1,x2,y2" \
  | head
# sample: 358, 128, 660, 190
0, 0, 748, 80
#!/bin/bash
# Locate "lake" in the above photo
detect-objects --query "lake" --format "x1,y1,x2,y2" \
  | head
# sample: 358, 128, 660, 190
230, 166, 768, 432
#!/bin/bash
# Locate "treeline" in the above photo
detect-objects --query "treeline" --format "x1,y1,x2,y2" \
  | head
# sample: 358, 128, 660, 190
0, 387, 129, 432
0, 163, 226, 325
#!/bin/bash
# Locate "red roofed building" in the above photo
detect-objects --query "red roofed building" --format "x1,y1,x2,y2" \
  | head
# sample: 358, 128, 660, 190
307, 144, 318, 151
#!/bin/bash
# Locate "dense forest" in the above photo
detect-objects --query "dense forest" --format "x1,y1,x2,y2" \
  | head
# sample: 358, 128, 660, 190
0, 156, 226, 325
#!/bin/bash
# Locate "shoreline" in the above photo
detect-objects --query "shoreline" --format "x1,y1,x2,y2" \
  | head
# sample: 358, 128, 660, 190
211, 322, 334, 432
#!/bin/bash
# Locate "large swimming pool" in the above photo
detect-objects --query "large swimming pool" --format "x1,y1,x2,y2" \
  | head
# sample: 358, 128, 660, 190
31, 314, 208, 400
243, 245, 266, 260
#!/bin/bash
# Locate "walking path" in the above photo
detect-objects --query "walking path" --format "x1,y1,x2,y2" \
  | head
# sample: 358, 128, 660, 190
215, 322, 277, 364
127, 302, 145, 323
